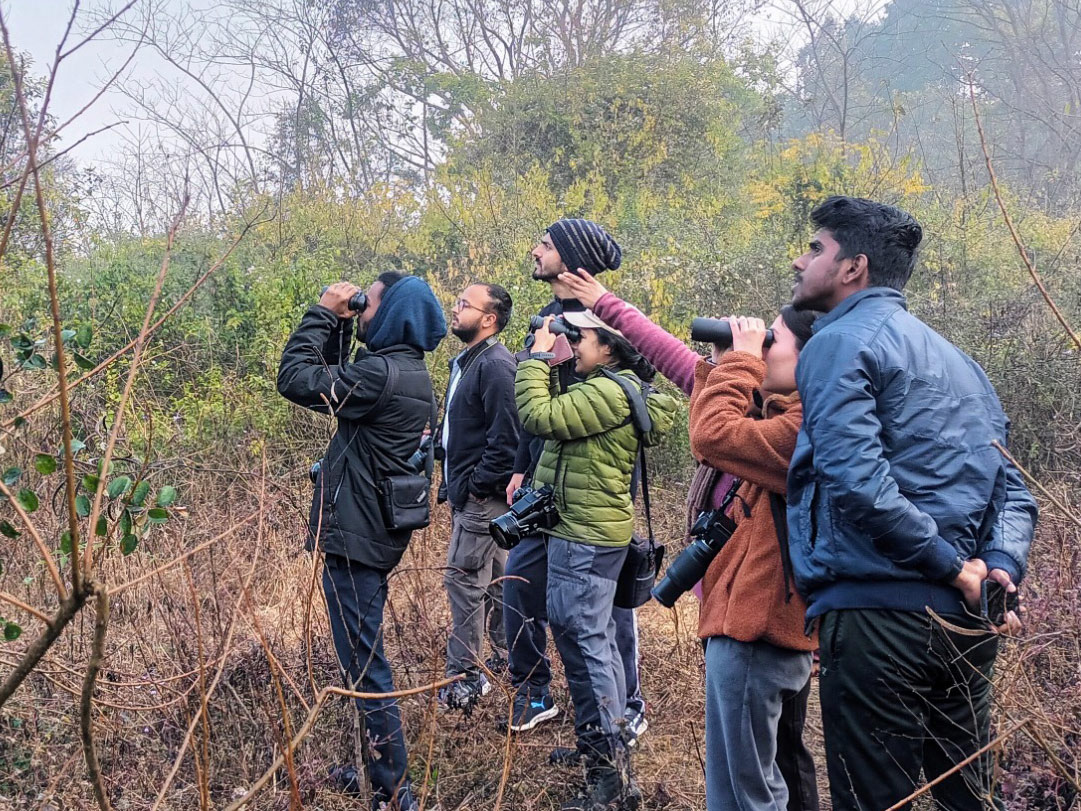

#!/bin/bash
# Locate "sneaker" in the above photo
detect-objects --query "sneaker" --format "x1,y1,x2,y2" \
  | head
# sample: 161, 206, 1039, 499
438, 673, 492, 713
623, 707, 648, 746
503, 692, 560, 732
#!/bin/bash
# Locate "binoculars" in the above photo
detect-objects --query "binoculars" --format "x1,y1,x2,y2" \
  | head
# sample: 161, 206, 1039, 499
528, 314, 581, 342
320, 285, 369, 314
690, 318, 775, 348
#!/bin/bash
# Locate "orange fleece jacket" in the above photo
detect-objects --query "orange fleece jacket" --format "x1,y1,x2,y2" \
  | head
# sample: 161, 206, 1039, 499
688, 352, 816, 651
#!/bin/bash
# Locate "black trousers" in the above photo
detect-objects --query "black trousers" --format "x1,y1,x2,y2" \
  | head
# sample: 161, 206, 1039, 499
777, 675, 820, 811
819, 608, 1000, 811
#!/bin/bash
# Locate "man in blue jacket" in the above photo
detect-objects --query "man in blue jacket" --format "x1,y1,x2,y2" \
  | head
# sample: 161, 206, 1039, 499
788, 196, 1037, 811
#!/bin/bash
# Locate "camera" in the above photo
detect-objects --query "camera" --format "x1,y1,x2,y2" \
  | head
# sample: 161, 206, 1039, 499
320, 285, 368, 314
691, 318, 775, 349
528, 314, 581, 343
407, 434, 432, 472
489, 484, 559, 550
651, 507, 738, 607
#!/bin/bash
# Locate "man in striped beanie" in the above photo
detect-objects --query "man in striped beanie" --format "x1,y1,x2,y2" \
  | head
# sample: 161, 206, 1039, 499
532, 218, 622, 292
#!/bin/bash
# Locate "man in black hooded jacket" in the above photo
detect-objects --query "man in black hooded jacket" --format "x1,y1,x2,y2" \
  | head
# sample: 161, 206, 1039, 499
278, 272, 446, 811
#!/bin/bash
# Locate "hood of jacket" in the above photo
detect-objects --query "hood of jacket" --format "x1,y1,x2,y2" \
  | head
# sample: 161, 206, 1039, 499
365, 275, 447, 352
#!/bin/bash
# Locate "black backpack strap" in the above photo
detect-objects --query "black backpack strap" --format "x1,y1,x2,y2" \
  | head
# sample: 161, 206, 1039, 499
599, 368, 656, 545
768, 492, 795, 603
424, 393, 437, 479
370, 354, 399, 415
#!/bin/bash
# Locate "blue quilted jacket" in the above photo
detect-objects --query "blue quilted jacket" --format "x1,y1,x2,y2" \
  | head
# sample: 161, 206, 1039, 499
787, 288, 1037, 620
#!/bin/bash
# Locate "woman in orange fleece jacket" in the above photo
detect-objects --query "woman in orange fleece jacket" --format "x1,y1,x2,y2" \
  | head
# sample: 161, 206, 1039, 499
687, 308, 820, 811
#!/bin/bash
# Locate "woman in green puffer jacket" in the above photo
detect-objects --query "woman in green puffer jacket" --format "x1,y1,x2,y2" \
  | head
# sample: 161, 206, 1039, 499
516, 309, 677, 811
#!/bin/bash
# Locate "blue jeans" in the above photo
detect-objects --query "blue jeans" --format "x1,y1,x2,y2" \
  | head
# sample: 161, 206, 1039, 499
323, 554, 415, 810
504, 535, 644, 714
546, 537, 629, 757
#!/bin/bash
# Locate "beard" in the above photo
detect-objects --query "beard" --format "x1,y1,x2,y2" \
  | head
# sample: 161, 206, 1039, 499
451, 323, 480, 343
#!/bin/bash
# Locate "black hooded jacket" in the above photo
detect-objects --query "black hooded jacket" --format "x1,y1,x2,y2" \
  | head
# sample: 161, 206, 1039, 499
278, 298, 443, 571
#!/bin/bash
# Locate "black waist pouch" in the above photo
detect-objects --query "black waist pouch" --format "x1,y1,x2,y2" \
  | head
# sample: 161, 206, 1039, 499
378, 474, 431, 531
614, 533, 665, 609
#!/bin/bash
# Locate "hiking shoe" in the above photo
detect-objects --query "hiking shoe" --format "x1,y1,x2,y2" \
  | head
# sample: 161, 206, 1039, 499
484, 649, 509, 677
503, 692, 559, 732
328, 764, 362, 796
623, 707, 648, 746
549, 746, 581, 766
438, 673, 491, 713
560, 752, 641, 811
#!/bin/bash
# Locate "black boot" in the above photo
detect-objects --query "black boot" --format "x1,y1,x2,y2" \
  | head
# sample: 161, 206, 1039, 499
560, 741, 641, 811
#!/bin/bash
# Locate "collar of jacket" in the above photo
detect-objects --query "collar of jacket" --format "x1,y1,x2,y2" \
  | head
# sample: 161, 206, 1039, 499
449, 335, 499, 373
751, 388, 801, 419
814, 287, 908, 334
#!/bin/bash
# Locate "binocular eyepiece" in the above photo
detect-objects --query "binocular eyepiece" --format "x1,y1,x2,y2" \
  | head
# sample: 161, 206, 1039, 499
690, 318, 775, 348
320, 285, 369, 314
528, 314, 581, 342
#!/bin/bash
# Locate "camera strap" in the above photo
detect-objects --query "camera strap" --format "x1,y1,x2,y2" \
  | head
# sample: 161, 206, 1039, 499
599, 368, 656, 546
768, 493, 795, 604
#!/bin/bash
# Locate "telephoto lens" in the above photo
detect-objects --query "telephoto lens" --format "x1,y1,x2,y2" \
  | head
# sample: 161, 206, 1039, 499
320, 285, 368, 314
690, 318, 774, 348
651, 507, 738, 607
528, 314, 581, 342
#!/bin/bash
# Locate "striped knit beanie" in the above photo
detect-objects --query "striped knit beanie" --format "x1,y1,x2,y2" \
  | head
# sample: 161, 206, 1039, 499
546, 219, 622, 276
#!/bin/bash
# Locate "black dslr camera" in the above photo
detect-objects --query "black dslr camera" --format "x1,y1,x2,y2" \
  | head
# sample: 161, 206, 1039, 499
528, 314, 581, 343
489, 484, 559, 550
691, 318, 775, 349
651, 507, 738, 607
320, 285, 369, 314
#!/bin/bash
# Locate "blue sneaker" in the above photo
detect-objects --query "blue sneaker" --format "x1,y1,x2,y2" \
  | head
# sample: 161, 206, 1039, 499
507, 692, 559, 732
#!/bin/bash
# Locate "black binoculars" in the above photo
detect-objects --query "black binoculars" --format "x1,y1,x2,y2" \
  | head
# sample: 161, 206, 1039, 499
528, 314, 581, 342
691, 318, 775, 348
320, 285, 369, 314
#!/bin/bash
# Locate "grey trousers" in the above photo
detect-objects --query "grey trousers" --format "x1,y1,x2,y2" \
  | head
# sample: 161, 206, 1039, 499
547, 536, 629, 757
444, 496, 508, 681
705, 635, 813, 811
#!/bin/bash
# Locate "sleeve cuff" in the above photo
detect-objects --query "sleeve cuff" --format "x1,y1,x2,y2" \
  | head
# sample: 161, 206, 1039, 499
976, 551, 1021, 583
917, 536, 966, 581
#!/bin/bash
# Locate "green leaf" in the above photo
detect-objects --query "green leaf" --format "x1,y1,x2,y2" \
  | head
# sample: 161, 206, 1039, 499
59, 531, 73, 554
11, 334, 33, 351
147, 508, 169, 524
16, 489, 38, 512
0, 323, 11, 339
156, 486, 178, 507
72, 352, 95, 370
34, 454, 57, 475
107, 476, 132, 499
119, 509, 132, 535
13, 416, 25, 429
121, 534, 139, 555
60, 328, 77, 344
0, 520, 19, 538
62, 438, 86, 457
2, 467, 21, 486
22, 353, 46, 370
75, 495, 91, 517
131, 480, 151, 507
82, 474, 100, 492
76, 324, 93, 349
0, 388, 12, 405
95, 516, 108, 536
3, 621, 22, 642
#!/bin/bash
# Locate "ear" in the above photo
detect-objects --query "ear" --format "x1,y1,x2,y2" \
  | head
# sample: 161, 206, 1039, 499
841, 254, 870, 288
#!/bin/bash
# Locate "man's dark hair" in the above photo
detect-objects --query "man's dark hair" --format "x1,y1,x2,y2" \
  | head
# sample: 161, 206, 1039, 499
810, 196, 923, 291
377, 270, 406, 289
482, 283, 513, 333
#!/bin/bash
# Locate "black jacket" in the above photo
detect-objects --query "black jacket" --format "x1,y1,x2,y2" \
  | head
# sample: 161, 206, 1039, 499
439, 337, 520, 509
278, 306, 434, 571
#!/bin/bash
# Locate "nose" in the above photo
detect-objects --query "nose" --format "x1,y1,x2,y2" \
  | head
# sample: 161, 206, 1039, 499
792, 253, 807, 272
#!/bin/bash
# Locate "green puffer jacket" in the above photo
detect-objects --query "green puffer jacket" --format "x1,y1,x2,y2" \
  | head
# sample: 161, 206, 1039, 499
515, 359, 678, 547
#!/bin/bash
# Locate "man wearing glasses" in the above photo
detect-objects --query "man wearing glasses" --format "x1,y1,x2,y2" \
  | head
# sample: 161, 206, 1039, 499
437, 283, 520, 710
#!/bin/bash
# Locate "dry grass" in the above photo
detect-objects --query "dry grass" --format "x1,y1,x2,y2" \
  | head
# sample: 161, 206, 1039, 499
0, 455, 1078, 810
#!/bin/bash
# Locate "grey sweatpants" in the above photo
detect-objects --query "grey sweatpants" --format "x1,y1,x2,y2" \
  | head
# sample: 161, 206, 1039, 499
444, 497, 508, 681
546, 536, 629, 757
705, 635, 813, 811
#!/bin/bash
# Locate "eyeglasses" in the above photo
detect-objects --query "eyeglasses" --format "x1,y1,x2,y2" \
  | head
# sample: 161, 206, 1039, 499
453, 298, 492, 314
